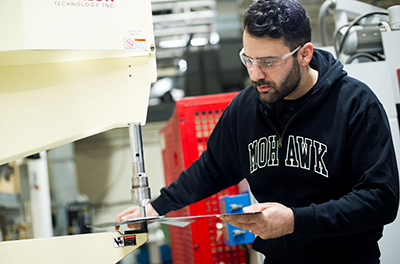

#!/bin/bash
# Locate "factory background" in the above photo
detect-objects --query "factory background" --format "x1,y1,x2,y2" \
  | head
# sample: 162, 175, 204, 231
1, 0, 400, 263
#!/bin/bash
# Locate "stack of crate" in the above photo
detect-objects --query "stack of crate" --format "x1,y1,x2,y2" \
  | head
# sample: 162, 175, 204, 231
159, 92, 247, 264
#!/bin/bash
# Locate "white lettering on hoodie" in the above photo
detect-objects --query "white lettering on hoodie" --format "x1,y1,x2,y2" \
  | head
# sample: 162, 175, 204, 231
248, 135, 328, 177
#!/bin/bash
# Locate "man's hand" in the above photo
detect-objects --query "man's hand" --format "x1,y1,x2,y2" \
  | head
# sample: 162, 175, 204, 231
220, 202, 294, 240
115, 203, 159, 230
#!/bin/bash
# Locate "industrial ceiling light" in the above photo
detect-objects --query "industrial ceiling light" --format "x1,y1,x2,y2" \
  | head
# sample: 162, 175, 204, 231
210, 32, 220, 45
178, 59, 187, 72
159, 39, 187, 48
190, 37, 208, 46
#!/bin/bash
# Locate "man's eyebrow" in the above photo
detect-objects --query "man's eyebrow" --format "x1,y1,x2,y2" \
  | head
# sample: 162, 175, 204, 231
258, 55, 278, 60
243, 52, 278, 60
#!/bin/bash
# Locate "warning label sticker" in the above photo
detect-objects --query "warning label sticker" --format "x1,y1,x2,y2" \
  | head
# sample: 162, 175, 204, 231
124, 38, 147, 49
113, 235, 137, 248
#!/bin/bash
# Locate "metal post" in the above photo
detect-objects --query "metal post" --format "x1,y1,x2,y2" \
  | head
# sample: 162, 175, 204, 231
128, 123, 151, 218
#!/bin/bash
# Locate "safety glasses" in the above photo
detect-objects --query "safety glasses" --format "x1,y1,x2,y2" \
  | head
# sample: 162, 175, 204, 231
239, 43, 305, 72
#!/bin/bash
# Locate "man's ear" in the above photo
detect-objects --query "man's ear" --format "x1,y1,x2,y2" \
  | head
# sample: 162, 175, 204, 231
298, 42, 313, 67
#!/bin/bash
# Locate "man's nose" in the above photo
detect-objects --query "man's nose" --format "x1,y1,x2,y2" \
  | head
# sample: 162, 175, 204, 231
249, 64, 266, 81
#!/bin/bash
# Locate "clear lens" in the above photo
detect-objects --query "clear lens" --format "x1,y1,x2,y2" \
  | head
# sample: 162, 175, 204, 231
258, 58, 284, 70
239, 43, 304, 72
239, 48, 287, 72
241, 56, 253, 69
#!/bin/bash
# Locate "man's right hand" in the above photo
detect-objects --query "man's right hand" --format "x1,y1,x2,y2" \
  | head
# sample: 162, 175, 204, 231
115, 203, 159, 230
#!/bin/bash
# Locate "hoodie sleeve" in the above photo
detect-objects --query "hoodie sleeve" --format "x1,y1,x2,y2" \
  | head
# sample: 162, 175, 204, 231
151, 102, 244, 216
293, 98, 399, 237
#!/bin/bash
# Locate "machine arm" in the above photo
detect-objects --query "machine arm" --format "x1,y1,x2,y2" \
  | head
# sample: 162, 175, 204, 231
128, 123, 151, 224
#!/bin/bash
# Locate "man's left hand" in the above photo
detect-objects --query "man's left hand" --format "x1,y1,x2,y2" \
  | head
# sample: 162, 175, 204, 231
220, 202, 294, 240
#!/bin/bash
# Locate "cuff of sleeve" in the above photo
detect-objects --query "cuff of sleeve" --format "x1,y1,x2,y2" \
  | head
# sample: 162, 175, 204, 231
150, 196, 170, 216
292, 205, 316, 235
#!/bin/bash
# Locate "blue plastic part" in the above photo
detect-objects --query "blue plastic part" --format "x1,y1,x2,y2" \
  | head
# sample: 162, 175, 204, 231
219, 193, 255, 246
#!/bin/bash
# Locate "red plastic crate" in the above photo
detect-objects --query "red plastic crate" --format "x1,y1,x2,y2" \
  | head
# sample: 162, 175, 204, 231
397, 69, 400, 91
159, 92, 246, 264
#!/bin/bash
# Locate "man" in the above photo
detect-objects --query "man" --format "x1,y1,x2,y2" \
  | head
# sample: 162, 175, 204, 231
116, 0, 399, 263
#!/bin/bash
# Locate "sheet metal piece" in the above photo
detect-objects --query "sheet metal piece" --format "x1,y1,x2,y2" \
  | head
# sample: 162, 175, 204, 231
91, 212, 261, 228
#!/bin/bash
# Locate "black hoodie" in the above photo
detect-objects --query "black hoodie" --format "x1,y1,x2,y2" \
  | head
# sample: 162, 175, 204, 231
151, 49, 399, 264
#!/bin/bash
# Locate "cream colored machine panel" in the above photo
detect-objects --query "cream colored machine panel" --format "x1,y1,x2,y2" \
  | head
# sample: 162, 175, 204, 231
0, 56, 153, 165
0, 0, 155, 262
0, 231, 149, 264
0, 0, 157, 165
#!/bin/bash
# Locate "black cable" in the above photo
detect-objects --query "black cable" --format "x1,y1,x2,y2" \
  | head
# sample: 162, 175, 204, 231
333, 24, 349, 59
345, 52, 379, 64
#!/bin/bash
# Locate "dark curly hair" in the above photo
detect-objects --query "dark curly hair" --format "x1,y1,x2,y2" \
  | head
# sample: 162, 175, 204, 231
243, 0, 311, 51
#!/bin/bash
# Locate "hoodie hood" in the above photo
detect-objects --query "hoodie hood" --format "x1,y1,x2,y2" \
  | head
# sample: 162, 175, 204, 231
261, 48, 347, 116
307, 48, 347, 105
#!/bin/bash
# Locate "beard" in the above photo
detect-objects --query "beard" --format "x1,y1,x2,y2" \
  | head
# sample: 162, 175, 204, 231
253, 57, 301, 104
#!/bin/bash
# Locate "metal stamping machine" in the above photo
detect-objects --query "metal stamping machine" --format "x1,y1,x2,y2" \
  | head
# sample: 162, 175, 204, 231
0, 0, 156, 262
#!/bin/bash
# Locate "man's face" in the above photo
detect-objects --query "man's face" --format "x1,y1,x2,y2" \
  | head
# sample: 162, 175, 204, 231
242, 31, 301, 104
